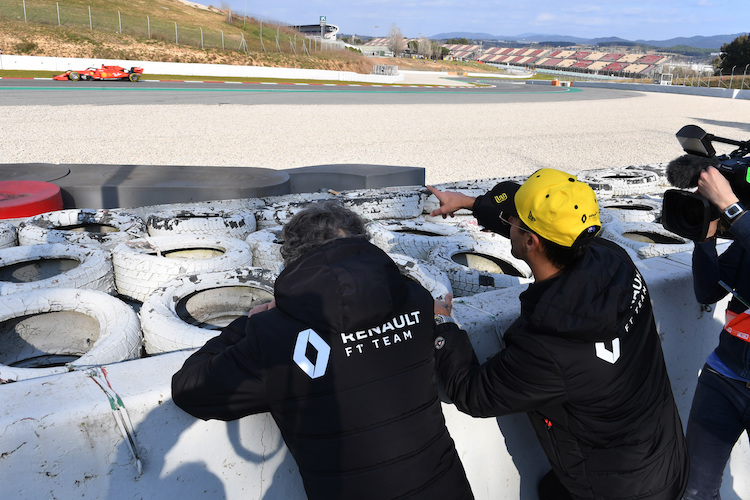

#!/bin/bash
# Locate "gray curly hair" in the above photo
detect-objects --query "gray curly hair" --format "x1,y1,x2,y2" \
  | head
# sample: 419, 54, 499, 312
280, 201, 368, 266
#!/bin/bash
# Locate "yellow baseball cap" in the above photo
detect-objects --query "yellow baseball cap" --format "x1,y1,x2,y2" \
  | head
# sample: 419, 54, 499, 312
514, 169, 601, 247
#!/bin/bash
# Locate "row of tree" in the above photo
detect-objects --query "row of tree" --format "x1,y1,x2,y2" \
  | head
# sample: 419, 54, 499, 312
718, 33, 750, 73
387, 25, 449, 59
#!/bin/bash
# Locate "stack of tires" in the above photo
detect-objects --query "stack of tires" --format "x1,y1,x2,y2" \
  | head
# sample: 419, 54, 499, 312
0, 165, 685, 383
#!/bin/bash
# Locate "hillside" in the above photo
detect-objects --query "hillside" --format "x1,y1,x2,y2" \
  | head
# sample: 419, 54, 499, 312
0, 0, 372, 73
0, 0, 490, 75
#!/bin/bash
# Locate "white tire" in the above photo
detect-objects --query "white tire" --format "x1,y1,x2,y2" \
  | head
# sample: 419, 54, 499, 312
600, 220, 693, 259
388, 252, 452, 300
428, 238, 533, 297
245, 227, 285, 273
0, 222, 18, 249
0, 243, 115, 295
140, 268, 276, 354
112, 235, 253, 302
255, 201, 316, 229
599, 196, 663, 224
0, 288, 142, 383
368, 218, 467, 260
18, 209, 147, 251
146, 207, 257, 239
579, 168, 660, 197
337, 186, 424, 220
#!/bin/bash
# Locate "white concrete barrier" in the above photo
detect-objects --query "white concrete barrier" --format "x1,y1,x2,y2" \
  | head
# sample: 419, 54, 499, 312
0, 54, 405, 84
2, 248, 748, 498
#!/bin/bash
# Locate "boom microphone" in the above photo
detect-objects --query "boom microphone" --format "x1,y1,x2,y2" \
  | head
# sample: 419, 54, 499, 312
665, 154, 719, 188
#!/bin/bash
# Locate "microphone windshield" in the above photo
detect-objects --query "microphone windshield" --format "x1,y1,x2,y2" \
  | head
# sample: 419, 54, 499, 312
666, 154, 719, 188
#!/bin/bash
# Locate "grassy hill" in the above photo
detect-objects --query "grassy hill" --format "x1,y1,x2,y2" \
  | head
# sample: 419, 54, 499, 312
0, 0, 506, 76
0, 0, 373, 73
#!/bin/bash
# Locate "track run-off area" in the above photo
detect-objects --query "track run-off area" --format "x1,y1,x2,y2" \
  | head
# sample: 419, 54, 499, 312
1, 74, 749, 185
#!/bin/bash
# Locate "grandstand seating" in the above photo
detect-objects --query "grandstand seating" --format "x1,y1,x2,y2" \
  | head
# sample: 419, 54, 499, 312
407, 41, 670, 77
602, 62, 629, 72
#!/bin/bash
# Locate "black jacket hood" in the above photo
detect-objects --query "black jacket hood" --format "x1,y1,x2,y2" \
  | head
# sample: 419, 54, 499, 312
274, 238, 408, 335
522, 238, 642, 343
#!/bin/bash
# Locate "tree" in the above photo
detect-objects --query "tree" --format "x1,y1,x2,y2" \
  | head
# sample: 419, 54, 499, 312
717, 33, 750, 73
446, 38, 470, 45
387, 24, 407, 56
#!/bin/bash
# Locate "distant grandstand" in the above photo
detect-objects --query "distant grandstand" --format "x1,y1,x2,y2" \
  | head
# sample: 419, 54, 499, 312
362, 39, 668, 77
444, 44, 669, 77
292, 23, 339, 40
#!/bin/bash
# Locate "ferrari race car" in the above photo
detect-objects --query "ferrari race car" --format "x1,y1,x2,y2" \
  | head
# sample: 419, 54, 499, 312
53, 65, 144, 82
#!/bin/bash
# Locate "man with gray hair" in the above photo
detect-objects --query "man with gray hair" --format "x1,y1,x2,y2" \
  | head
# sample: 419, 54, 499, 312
172, 201, 473, 500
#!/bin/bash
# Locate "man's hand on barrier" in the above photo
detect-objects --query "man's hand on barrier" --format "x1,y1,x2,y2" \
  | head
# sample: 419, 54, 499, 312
426, 186, 475, 218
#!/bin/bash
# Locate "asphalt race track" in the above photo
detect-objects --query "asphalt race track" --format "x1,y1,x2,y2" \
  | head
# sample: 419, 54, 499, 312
0, 77, 640, 106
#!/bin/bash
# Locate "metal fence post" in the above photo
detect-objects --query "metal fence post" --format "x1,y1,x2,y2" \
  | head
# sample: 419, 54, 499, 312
200, 27, 204, 49
730, 65, 736, 89
147, 16, 150, 39
118, 11, 121, 34
221, 30, 224, 50
175, 22, 178, 45
23, 0, 27, 23
89, 6, 92, 30
57, 2, 60, 27
743, 64, 749, 90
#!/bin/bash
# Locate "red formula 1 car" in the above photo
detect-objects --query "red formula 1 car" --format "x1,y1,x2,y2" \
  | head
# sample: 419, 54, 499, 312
53, 64, 144, 82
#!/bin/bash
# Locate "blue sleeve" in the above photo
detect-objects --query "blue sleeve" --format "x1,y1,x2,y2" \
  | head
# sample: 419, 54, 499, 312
171, 317, 269, 421
693, 214, 750, 305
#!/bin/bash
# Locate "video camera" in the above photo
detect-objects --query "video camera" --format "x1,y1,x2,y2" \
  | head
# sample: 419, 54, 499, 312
661, 125, 750, 241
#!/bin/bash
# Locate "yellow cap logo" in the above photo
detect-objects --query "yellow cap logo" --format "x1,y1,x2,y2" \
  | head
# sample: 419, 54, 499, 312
494, 193, 508, 204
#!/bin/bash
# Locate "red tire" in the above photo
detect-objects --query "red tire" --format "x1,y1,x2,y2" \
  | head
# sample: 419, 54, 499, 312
0, 181, 63, 219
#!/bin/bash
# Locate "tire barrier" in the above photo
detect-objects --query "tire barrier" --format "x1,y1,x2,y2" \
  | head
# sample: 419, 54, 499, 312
578, 168, 660, 197
387, 252, 453, 300
599, 196, 663, 223
139, 268, 277, 354
368, 217, 468, 260
255, 188, 424, 229
337, 186, 424, 220
0, 288, 141, 383
0, 222, 18, 249
18, 209, 147, 251
254, 194, 332, 229
428, 238, 533, 297
146, 207, 257, 240
600, 220, 693, 259
112, 235, 253, 302
245, 227, 285, 274
0, 243, 115, 295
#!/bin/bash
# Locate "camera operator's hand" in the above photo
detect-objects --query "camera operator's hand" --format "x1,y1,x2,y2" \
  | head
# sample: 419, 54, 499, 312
697, 166, 740, 212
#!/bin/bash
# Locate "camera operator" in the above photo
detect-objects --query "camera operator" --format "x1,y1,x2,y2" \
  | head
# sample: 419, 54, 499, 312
685, 165, 750, 500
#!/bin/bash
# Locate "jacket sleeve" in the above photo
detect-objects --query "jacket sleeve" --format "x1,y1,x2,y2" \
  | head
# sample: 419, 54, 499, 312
434, 321, 568, 418
692, 215, 750, 305
171, 316, 269, 421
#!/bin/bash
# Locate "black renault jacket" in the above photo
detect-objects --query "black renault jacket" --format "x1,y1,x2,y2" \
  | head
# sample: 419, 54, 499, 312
172, 238, 472, 500
435, 238, 688, 499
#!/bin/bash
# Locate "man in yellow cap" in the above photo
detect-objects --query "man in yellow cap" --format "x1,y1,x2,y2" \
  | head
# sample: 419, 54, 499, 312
428, 169, 688, 499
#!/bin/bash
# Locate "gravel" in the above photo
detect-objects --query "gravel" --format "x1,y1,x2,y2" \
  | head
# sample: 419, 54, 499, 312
2, 77, 749, 185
